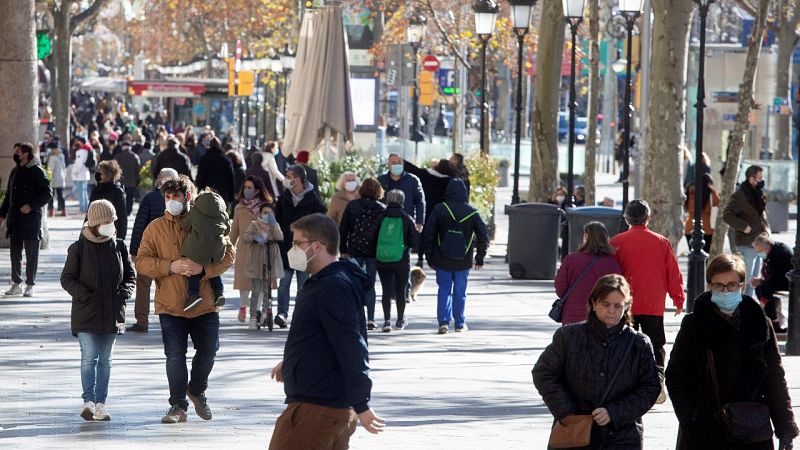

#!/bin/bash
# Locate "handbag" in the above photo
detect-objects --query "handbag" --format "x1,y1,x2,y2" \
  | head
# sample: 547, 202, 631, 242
707, 349, 773, 444
549, 257, 600, 322
549, 334, 636, 448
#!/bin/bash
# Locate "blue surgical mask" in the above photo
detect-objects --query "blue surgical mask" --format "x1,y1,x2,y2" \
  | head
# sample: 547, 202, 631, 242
757, 252, 767, 259
710, 291, 743, 312
390, 164, 404, 176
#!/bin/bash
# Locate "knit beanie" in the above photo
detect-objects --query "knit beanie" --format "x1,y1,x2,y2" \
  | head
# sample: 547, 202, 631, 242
87, 199, 117, 227
296, 150, 310, 164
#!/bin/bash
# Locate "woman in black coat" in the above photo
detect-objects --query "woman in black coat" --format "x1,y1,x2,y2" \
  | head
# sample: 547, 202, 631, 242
90, 160, 128, 240
195, 137, 235, 204
666, 254, 798, 450
61, 200, 135, 422
533, 274, 660, 449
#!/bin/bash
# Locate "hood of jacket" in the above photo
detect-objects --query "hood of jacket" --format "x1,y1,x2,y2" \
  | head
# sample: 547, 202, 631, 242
193, 191, 227, 218
290, 181, 315, 206
444, 178, 469, 203
383, 204, 406, 217
315, 259, 371, 303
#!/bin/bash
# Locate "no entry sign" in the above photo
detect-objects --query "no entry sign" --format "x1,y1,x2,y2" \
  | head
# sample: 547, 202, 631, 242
422, 55, 440, 72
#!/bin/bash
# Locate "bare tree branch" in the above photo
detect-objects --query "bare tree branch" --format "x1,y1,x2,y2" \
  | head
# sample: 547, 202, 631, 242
423, 0, 472, 69
70, 0, 109, 30
732, 0, 758, 16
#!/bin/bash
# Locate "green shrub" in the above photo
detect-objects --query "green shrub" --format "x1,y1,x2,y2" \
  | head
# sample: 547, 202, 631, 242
466, 153, 499, 240
139, 161, 153, 191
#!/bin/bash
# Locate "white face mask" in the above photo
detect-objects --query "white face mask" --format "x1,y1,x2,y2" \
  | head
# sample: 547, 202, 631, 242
166, 199, 185, 216
287, 243, 316, 272
344, 181, 358, 192
98, 223, 116, 237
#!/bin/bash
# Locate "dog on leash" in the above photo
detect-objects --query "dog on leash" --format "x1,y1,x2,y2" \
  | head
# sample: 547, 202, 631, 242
409, 266, 426, 303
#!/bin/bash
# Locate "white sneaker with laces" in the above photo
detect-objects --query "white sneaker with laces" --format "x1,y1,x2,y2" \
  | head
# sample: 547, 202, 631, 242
94, 402, 111, 421
5, 283, 22, 296
80, 401, 95, 421
23, 285, 33, 297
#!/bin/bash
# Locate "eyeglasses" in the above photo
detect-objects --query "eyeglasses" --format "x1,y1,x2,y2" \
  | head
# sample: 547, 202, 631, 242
710, 282, 743, 293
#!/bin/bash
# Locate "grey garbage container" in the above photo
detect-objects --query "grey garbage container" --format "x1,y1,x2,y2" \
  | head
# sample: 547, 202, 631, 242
507, 203, 563, 279
565, 206, 623, 254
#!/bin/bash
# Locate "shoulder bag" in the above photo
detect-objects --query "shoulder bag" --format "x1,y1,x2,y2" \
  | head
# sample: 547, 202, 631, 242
549, 257, 599, 323
548, 333, 637, 448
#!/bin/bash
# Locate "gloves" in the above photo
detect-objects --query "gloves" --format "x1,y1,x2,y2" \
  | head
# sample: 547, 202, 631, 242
253, 236, 267, 245
779, 437, 794, 450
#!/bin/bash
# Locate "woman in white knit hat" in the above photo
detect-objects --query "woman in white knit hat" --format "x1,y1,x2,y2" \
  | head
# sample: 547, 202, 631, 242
61, 199, 135, 421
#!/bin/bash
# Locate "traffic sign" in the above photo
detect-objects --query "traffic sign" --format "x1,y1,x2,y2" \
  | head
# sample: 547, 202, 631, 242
419, 71, 436, 106
422, 55, 440, 72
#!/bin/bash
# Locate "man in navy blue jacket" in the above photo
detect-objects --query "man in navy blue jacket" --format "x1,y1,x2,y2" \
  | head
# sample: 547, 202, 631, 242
269, 214, 385, 449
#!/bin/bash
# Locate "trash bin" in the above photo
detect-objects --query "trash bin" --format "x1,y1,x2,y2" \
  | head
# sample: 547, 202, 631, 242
565, 207, 624, 254
506, 203, 563, 279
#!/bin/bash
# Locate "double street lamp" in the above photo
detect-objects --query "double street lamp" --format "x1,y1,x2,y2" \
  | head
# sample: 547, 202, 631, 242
687, 0, 714, 311
473, 0, 499, 155
618, 0, 642, 215
563, 0, 586, 208
509, 0, 537, 205
407, 11, 426, 154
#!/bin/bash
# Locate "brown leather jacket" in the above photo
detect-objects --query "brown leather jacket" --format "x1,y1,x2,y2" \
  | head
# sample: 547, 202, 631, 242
135, 210, 235, 318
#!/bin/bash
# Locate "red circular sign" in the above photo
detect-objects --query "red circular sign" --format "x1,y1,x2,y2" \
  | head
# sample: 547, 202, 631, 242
422, 55, 440, 72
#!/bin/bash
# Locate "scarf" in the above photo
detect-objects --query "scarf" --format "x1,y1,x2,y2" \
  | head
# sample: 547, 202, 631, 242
81, 225, 112, 244
742, 182, 766, 214
240, 198, 262, 215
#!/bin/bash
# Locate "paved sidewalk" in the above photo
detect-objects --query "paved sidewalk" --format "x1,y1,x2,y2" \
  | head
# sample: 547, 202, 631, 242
0, 175, 797, 449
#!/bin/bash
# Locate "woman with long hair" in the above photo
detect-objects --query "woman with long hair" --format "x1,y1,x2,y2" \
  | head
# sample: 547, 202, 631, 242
683, 173, 719, 253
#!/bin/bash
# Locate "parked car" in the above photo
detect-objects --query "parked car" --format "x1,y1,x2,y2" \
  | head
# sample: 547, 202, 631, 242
558, 113, 596, 144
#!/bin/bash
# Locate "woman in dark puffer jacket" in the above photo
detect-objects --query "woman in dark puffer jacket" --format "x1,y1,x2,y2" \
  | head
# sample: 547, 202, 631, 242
533, 274, 660, 449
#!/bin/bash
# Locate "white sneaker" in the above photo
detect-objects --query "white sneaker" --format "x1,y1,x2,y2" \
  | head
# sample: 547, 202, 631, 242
93, 402, 111, 421
5, 283, 22, 296
80, 401, 95, 421
248, 317, 259, 330
23, 285, 33, 297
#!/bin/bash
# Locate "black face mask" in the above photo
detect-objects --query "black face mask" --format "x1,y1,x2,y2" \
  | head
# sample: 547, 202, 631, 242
12, 154, 21, 165
755, 180, 765, 190
95, 172, 103, 183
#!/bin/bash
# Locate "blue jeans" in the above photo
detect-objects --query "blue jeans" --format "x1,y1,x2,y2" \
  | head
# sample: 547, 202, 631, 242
737, 245, 762, 297
277, 268, 310, 317
159, 312, 219, 410
435, 269, 469, 328
74, 180, 89, 212
77, 332, 117, 404
187, 274, 224, 297
353, 257, 377, 322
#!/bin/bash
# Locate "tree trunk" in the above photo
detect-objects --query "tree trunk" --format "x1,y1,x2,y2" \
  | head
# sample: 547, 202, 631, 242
53, 0, 72, 148
584, 0, 601, 206
710, 0, 771, 257
773, 0, 799, 160
642, 0, 694, 248
529, 0, 564, 202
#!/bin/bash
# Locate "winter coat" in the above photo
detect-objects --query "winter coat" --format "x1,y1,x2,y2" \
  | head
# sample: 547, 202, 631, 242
113, 149, 141, 188
138, 149, 155, 169
377, 171, 426, 225
0, 158, 52, 240
260, 151, 285, 197
151, 147, 192, 181
423, 179, 489, 272
232, 164, 246, 200
275, 183, 326, 267
242, 220, 285, 281
47, 152, 67, 188
683, 187, 720, 235
72, 149, 91, 182
196, 149, 236, 204
665, 293, 799, 450
90, 181, 128, 240
130, 188, 165, 257
403, 160, 451, 222
62, 230, 136, 336
610, 225, 685, 316
554, 252, 623, 325
327, 190, 359, 226
339, 197, 387, 258
230, 203, 260, 290
723, 184, 770, 247
180, 191, 231, 265
135, 210, 235, 318
533, 313, 661, 449
281, 259, 373, 413
375, 204, 419, 271
301, 164, 320, 197
756, 242, 793, 300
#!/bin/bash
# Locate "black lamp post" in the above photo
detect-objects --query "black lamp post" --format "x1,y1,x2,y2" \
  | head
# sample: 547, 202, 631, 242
280, 44, 296, 140
509, 0, 537, 205
407, 11, 426, 155
618, 0, 642, 216
687, 0, 714, 312
786, 81, 800, 355
474, 0, 499, 155
270, 51, 283, 141
563, 0, 586, 209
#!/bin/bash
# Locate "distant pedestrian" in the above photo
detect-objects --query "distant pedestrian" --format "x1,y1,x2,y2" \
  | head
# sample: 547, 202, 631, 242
261, 142, 286, 197
533, 274, 660, 449
114, 141, 141, 215
666, 254, 798, 450
449, 152, 470, 195
611, 200, 684, 404
90, 160, 128, 240
246, 152, 274, 199
752, 232, 792, 333
46, 142, 67, 217
0, 143, 53, 297
404, 158, 455, 227
327, 171, 361, 226
377, 153, 425, 230
554, 221, 622, 325
196, 138, 235, 205
72, 143, 93, 213
294, 150, 319, 198
723, 164, 771, 297
127, 168, 178, 333
423, 179, 488, 334
227, 150, 246, 199
61, 199, 135, 422
135, 176, 235, 424
269, 214, 385, 449
683, 173, 719, 254
151, 136, 192, 181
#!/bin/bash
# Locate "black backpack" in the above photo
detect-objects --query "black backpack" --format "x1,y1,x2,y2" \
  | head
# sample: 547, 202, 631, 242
347, 201, 383, 256
438, 203, 478, 260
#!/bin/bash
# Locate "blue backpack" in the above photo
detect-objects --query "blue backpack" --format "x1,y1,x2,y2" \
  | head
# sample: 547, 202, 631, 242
438, 203, 477, 260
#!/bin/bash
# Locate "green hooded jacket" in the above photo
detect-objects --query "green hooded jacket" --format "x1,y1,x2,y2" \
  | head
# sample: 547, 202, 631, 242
181, 191, 231, 264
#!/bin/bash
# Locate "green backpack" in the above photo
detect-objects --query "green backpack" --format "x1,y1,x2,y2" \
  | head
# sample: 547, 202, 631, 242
376, 216, 405, 263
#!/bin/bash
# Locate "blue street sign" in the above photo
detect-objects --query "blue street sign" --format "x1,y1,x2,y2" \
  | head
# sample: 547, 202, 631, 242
438, 69, 456, 95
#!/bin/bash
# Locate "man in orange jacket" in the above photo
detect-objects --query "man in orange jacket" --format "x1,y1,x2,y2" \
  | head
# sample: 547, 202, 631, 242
611, 200, 685, 404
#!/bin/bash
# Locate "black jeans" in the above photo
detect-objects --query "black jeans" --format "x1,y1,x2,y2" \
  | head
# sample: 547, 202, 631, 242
124, 186, 137, 216
633, 314, 666, 382
10, 238, 39, 285
159, 312, 220, 410
48, 187, 65, 211
378, 267, 410, 322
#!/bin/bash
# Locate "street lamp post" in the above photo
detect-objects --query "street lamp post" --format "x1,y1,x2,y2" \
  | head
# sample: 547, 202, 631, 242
270, 51, 283, 141
280, 44, 296, 141
473, 0, 499, 155
563, 0, 586, 209
787, 81, 800, 355
618, 1, 642, 217
509, 0, 537, 205
407, 11, 426, 158
687, 0, 714, 311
